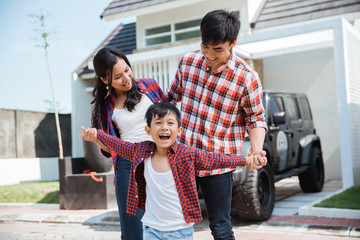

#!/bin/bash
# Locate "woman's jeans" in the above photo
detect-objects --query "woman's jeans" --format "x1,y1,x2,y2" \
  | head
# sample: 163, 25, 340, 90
115, 156, 144, 240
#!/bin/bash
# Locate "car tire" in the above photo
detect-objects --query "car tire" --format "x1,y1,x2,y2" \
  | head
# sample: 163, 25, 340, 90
232, 163, 275, 221
299, 147, 324, 193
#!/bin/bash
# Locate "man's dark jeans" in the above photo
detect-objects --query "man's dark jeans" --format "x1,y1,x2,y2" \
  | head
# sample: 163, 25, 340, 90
196, 172, 235, 240
115, 156, 144, 240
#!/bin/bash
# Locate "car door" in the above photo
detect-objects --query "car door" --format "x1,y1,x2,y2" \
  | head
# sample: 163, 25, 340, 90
267, 94, 291, 173
283, 94, 302, 168
298, 95, 314, 136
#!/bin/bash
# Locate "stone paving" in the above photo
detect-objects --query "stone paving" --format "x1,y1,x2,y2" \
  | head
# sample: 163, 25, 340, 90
1, 177, 360, 239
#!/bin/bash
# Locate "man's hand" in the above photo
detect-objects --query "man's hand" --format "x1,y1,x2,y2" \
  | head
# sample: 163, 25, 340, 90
245, 154, 267, 171
252, 150, 267, 166
80, 127, 99, 143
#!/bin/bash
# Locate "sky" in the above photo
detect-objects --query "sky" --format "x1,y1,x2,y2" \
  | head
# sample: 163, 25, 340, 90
0, 0, 133, 113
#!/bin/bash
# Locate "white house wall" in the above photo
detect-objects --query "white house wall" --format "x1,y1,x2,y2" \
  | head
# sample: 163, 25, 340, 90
263, 48, 341, 180
338, 19, 360, 186
136, 0, 250, 50
347, 28, 360, 185
0, 157, 59, 186
247, 0, 265, 23
71, 76, 94, 158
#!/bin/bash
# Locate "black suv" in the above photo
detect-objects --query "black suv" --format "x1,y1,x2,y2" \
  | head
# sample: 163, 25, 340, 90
231, 90, 325, 221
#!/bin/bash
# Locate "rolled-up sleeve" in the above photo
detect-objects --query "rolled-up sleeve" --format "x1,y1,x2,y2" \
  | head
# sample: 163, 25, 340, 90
166, 57, 184, 104
240, 71, 267, 132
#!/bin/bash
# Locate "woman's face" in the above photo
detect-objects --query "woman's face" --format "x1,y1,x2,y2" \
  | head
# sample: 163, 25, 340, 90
109, 58, 133, 93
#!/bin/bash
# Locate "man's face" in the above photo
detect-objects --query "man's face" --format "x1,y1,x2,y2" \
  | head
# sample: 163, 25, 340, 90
201, 41, 236, 71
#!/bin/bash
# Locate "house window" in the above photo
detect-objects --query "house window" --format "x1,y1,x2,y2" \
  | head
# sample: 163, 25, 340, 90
174, 19, 201, 41
145, 25, 171, 46
144, 11, 239, 47
145, 18, 201, 46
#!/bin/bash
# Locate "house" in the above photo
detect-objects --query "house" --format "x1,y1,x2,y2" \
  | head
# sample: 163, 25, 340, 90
72, 0, 360, 188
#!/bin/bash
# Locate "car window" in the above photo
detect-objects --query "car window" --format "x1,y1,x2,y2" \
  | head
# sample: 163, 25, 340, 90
299, 97, 312, 121
284, 96, 300, 120
269, 96, 284, 114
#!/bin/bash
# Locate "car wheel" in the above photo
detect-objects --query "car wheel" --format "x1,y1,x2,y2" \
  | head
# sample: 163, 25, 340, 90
298, 147, 324, 193
232, 163, 275, 221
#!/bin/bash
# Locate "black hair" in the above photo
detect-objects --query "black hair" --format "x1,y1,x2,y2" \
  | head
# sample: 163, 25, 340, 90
91, 47, 142, 129
145, 102, 181, 127
200, 9, 240, 46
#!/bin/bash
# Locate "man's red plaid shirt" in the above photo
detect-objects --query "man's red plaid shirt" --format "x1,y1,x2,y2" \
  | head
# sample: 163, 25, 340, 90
167, 50, 267, 177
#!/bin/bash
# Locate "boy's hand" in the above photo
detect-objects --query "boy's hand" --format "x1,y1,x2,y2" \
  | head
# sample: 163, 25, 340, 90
80, 127, 99, 143
245, 155, 267, 171
249, 150, 267, 166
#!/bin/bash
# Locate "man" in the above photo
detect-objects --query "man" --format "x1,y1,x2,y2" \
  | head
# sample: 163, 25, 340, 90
167, 10, 267, 239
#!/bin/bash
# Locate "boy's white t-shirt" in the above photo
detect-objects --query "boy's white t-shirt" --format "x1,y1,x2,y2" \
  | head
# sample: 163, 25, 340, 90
112, 95, 153, 143
141, 157, 194, 231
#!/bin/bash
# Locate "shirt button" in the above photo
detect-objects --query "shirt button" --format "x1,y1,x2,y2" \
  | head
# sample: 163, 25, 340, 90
135, 195, 138, 198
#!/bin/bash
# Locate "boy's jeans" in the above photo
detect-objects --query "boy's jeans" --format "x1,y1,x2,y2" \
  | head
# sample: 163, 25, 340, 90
143, 225, 194, 240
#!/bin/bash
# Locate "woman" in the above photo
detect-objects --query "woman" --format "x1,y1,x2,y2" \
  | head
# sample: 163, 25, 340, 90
91, 48, 167, 239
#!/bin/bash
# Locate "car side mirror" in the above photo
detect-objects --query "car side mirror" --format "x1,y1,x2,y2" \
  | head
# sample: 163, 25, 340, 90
273, 111, 286, 124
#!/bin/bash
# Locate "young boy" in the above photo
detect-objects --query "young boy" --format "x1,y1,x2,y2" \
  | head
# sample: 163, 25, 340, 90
80, 102, 266, 239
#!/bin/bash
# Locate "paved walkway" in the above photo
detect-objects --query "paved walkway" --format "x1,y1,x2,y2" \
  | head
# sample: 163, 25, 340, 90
1, 178, 360, 239
0, 221, 357, 240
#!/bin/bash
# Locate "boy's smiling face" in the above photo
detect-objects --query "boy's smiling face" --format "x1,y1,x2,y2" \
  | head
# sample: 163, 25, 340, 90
145, 112, 183, 153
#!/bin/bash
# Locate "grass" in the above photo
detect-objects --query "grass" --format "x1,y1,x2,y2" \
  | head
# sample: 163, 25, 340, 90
314, 186, 360, 210
1, 181, 359, 210
0, 181, 59, 204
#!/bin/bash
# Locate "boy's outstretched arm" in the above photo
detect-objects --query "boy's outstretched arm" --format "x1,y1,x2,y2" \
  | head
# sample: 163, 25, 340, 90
80, 127, 135, 160
194, 148, 266, 171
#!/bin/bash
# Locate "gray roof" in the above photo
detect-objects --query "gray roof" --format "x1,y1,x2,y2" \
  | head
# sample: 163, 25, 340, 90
251, 0, 360, 29
101, 0, 177, 19
75, 22, 136, 75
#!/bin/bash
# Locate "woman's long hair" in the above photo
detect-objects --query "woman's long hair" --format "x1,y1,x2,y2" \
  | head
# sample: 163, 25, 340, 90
91, 48, 142, 129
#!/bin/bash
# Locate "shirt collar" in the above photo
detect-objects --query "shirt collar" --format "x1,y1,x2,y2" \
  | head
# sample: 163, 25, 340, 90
170, 141, 179, 153
147, 141, 157, 153
145, 141, 178, 156
200, 50, 236, 73
227, 51, 236, 71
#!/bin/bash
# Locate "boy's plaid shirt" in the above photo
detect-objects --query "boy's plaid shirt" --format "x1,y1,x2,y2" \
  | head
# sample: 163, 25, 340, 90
100, 78, 167, 171
167, 50, 267, 177
97, 130, 247, 224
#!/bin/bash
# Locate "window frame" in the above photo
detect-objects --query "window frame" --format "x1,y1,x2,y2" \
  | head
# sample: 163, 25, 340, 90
144, 17, 202, 47
143, 10, 240, 47
298, 96, 313, 121
284, 95, 301, 121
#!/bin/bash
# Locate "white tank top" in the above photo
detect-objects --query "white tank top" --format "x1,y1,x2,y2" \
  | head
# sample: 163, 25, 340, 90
112, 95, 153, 143
141, 157, 194, 231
